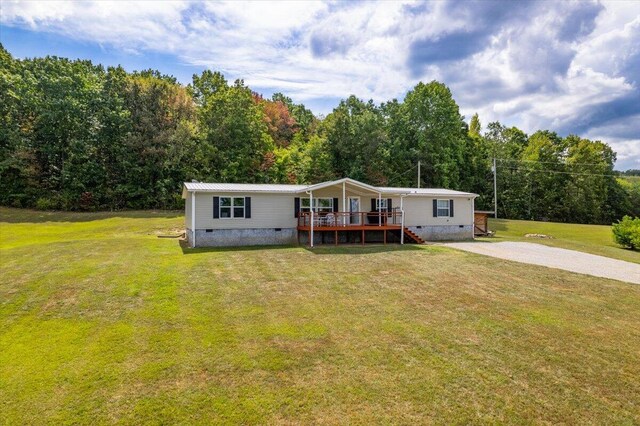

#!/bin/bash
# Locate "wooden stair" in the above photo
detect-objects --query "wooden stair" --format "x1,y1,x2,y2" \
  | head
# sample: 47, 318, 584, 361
403, 229, 425, 244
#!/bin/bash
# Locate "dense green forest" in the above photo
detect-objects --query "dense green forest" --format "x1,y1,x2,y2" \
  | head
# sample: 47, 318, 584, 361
1, 45, 638, 223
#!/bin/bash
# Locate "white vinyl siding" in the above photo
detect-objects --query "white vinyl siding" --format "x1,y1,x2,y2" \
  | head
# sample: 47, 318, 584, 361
195, 193, 296, 230
185, 192, 193, 229
403, 196, 473, 227
190, 191, 473, 231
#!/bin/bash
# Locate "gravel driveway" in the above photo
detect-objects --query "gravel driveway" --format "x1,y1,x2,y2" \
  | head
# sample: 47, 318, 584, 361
443, 242, 640, 285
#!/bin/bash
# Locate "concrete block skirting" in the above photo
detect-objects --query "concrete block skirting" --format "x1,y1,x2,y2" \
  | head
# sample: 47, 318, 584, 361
409, 225, 473, 241
189, 228, 297, 247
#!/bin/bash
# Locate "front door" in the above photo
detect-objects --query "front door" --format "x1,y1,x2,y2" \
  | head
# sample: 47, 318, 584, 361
349, 197, 360, 224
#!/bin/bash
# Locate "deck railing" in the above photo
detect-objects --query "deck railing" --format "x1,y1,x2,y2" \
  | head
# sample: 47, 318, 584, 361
297, 211, 402, 228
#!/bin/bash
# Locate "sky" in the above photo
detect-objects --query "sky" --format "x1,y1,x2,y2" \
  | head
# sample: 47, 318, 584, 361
1, 0, 639, 170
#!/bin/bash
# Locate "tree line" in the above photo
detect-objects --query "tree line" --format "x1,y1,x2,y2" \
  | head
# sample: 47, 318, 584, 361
1, 44, 638, 224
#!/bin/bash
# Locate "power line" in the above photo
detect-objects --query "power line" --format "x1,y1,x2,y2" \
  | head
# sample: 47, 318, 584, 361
496, 158, 610, 167
388, 162, 418, 179
505, 167, 618, 177
380, 162, 418, 184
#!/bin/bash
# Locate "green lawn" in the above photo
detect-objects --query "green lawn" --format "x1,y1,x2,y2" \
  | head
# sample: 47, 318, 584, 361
1, 207, 640, 424
486, 218, 640, 264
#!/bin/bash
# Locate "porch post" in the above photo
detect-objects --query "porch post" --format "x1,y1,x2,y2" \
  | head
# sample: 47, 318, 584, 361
310, 190, 314, 247
378, 192, 382, 226
342, 181, 346, 225
191, 191, 196, 248
471, 197, 475, 240
400, 195, 405, 245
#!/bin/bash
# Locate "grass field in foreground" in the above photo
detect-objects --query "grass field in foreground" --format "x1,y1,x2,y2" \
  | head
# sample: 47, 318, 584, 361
1, 207, 640, 424
486, 218, 640, 264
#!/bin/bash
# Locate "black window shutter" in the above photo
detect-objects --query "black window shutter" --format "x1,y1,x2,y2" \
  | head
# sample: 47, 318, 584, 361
387, 198, 392, 212
371, 198, 376, 211
449, 199, 454, 217
433, 199, 438, 217
333, 198, 339, 212
213, 196, 219, 219
245, 197, 251, 218
294, 197, 300, 218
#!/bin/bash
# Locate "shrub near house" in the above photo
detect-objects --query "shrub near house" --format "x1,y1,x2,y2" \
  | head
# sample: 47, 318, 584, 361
612, 216, 640, 250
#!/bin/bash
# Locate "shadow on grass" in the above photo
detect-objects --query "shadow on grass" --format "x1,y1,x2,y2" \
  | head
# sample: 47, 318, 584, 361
462, 237, 506, 243
488, 219, 510, 232
180, 239, 424, 255
0, 207, 183, 223
179, 239, 299, 254
303, 244, 424, 255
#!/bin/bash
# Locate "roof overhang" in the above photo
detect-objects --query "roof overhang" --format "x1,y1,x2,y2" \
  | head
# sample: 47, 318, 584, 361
300, 178, 378, 193
299, 177, 411, 195
401, 192, 479, 198
181, 178, 478, 199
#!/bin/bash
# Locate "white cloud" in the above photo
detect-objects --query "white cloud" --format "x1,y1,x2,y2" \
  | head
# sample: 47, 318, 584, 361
2, 0, 639, 168
602, 139, 640, 170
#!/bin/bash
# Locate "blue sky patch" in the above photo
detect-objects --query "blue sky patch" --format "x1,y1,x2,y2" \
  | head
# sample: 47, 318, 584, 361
1, 0, 638, 169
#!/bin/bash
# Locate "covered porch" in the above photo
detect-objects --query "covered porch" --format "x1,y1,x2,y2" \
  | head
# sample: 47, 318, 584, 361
294, 178, 419, 246
297, 211, 404, 245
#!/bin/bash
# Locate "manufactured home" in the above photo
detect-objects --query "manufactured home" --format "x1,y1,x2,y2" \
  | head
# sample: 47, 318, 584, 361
182, 178, 477, 247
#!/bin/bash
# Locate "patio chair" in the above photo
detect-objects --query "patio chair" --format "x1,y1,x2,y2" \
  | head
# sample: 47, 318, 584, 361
326, 212, 336, 226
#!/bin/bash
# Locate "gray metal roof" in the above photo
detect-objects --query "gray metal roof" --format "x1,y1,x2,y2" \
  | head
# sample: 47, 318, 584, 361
183, 182, 307, 193
183, 179, 477, 197
377, 187, 477, 197
305, 177, 381, 193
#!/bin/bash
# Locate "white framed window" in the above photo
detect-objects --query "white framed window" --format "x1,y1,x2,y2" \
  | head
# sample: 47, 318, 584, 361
220, 196, 245, 218
233, 197, 245, 218
301, 197, 333, 213
220, 196, 232, 218
437, 199, 450, 217
376, 198, 387, 211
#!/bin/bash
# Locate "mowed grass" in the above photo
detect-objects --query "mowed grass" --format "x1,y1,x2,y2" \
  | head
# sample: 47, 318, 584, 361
487, 218, 640, 264
1, 207, 640, 424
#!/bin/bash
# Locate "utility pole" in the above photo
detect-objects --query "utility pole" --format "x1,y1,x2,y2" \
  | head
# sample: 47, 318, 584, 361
493, 157, 498, 219
417, 160, 421, 188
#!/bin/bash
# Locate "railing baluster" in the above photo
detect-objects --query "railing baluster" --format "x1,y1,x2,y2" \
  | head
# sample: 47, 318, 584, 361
298, 211, 403, 229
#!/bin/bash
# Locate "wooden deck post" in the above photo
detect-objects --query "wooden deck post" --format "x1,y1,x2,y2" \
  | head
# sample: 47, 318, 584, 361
384, 229, 387, 245
335, 230, 338, 246
362, 229, 365, 245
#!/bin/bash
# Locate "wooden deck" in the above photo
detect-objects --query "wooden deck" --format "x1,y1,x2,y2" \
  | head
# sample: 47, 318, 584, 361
296, 211, 423, 245
297, 225, 401, 245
